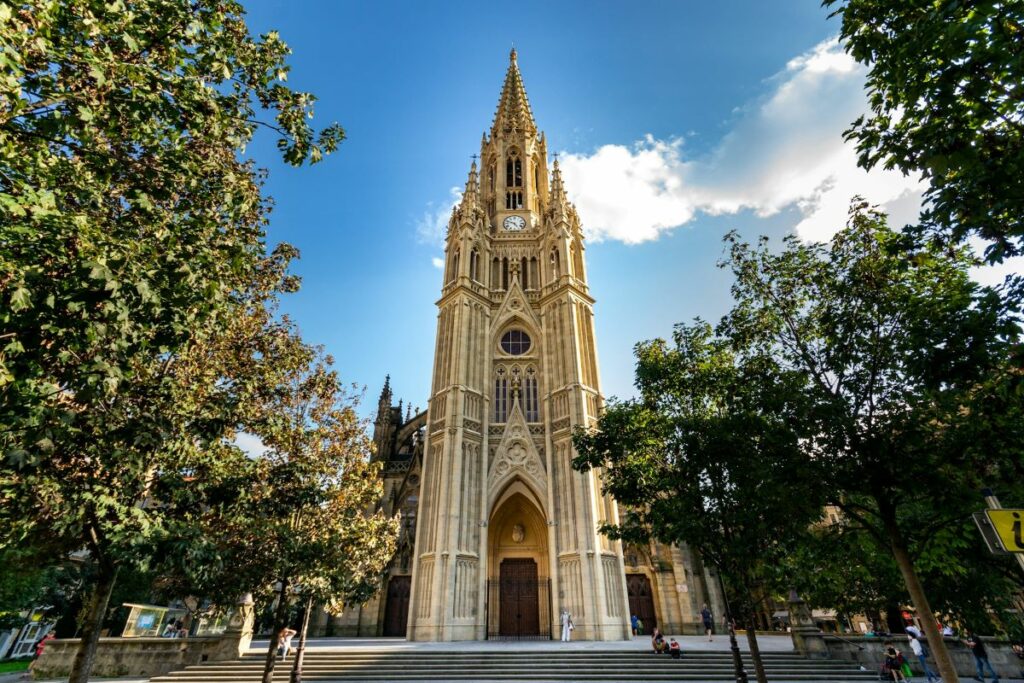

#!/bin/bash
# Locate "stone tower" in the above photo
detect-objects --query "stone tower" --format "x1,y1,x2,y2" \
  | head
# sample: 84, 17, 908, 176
407, 50, 631, 642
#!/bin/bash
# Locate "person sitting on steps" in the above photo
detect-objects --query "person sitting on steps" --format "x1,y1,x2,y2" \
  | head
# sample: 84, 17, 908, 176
651, 627, 667, 654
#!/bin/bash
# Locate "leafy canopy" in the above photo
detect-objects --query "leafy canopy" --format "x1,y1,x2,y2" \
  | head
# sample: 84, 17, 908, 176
825, 0, 1024, 262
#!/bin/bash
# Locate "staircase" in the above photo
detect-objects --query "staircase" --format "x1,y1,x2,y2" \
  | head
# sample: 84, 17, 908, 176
150, 648, 878, 681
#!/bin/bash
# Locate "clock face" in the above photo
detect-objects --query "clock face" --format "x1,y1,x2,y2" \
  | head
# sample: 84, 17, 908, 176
503, 215, 527, 231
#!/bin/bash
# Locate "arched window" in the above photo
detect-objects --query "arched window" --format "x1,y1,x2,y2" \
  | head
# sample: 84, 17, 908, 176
491, 257, 500, 289
506, 152, 522, 188
505, 191, 523, 209
520, 257, 528, 289
530, 257, 538, 287
572, 243, 584, 280
469, 249, 479, 282
489, 165, 495, 191
524, 367, 539, 422
449, 249, 460, 283
550, 248, 560, 278
494, 368, 508, 423
502, 257, 509, 290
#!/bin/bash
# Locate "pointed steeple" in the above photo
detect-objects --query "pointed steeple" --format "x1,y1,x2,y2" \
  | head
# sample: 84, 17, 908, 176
547, 156, 569, 222
455, 160, 483, 228
377, 375, 392, 414
491, 48, 537, 137
463, 161, 479, 204
550, 157, 566, 203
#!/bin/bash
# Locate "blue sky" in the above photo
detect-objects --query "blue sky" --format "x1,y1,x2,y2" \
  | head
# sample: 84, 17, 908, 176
236, 1, 1017, 419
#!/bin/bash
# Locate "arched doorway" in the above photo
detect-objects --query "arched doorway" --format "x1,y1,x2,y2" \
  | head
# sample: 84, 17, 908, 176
487, 484, 551, 639
626, 574, 657, 632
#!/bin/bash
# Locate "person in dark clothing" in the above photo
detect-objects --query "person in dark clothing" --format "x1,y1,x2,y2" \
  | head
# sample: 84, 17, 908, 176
669, 638, 681, 659
883, 642, 907, 682
701, 604, 714, 642
965, 632, 1000, 682
651, 628, 667, 654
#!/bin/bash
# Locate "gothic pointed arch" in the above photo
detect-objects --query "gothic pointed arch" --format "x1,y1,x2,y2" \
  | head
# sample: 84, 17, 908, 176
487, 402, 546, 502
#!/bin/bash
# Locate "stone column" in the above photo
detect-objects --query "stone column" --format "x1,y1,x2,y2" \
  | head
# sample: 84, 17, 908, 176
209, 593, 255, 662
788, 590, 829, 659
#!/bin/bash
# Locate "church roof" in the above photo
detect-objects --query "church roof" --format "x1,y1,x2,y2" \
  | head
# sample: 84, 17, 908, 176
491, 48, 537, 137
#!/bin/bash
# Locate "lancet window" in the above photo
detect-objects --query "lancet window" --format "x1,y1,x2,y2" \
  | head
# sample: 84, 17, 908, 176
524, 367, 539, 422
506, 153, 522, 188
494, 367, 508, 423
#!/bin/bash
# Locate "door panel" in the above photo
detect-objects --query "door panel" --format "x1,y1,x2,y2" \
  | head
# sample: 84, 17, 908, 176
626, 573, 657, 631
383, 575, 411, 637
499, 558, 539, 636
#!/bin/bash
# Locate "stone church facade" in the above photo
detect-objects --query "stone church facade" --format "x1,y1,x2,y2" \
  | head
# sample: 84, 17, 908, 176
313, 51, 727, 640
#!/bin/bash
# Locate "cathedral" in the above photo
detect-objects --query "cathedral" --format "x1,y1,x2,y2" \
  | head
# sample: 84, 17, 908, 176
312, 50, 727, 641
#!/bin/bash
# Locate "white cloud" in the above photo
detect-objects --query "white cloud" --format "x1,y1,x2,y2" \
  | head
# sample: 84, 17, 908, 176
431, 256, 445, 269
415, 186, 462, 245
234, 431, 268, 458
559, 37, 925, 245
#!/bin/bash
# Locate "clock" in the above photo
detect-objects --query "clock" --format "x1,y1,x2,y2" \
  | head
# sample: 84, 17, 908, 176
503, 215, 527, 231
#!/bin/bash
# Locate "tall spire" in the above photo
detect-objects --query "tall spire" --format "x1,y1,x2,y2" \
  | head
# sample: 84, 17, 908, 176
491, 48, 537, 137
378, 375, 392, 413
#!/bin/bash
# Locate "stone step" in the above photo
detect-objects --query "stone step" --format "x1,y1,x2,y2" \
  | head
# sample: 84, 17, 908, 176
150, 652, 877, 682
153, 675, 876, 682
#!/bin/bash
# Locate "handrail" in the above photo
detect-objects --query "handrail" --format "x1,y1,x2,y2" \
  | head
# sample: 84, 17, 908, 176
826, 633, 865, 651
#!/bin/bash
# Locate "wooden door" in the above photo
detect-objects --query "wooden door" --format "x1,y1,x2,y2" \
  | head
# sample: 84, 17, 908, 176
499, 558, 539, 636
627, 574, 657, 631
383, 575, 411, 637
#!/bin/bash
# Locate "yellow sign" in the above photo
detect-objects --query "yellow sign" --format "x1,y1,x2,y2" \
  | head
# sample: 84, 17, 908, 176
985, 509, 1024, 553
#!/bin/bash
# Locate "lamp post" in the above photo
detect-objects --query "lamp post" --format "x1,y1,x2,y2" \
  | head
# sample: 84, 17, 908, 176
714, 565, 749, 683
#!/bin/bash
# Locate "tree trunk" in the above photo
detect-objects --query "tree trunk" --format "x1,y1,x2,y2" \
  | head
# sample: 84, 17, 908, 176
290, 596, 314, 683
881, 508, 959, 683
263, 578, 291, 683
745, 611, 768, 683
68, 562, 119, 683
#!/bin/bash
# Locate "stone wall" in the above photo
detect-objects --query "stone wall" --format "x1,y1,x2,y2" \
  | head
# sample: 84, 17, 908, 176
823, 635, 1024, 679
33, 595, 255, 679
31, 636, 236, 679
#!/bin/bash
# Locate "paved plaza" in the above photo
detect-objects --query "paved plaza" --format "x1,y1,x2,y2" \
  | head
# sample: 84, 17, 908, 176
245, 633, 798, 653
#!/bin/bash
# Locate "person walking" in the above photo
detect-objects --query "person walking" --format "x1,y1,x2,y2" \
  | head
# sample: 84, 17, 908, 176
631, 614, 639, 636
908, 634, 938, 683
559, 608, 574, 642
701, 604, 714, 642
966, 631, 1000, 682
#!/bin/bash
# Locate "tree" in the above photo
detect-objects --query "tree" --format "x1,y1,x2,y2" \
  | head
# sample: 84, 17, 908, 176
0, 2, 342, 681
721, 203, 1024, 683
573, 323, 826, 683
824, 0, 1024, 262
154, 315, 397, 683
783, 496, 1024, 636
